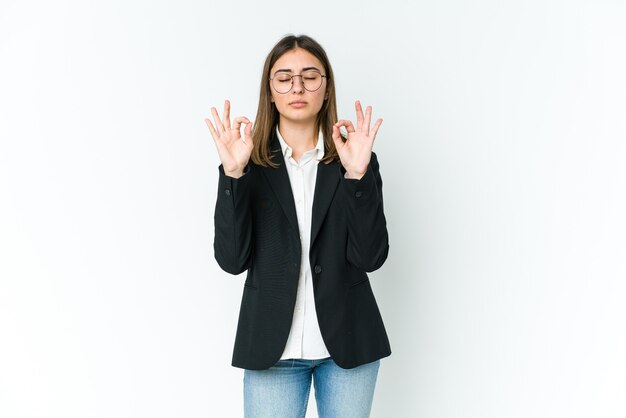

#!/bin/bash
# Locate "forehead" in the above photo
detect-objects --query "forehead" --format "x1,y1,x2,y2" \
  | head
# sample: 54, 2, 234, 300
271, 48, 324, 73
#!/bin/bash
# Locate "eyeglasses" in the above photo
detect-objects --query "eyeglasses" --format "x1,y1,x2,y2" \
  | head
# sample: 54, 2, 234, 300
269, 70, 327, 94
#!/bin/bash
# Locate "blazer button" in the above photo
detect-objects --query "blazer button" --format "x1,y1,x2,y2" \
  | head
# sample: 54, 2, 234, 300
224, 189, 231, 196
314, 265, 322, 274
355, 191, 363, 198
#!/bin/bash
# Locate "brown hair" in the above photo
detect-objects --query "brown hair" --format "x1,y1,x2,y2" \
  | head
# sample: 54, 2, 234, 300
250, 34, 344, 167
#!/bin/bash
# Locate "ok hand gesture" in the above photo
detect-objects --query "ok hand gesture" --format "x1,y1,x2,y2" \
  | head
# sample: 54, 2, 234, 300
204, 99, 253, 178
332, 100, 383, 180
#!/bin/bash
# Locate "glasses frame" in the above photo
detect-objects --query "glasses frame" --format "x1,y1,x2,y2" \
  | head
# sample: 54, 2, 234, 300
269, 70, 327, 94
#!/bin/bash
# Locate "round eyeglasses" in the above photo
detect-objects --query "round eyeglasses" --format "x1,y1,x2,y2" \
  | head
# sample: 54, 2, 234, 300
270, 70, 327, 94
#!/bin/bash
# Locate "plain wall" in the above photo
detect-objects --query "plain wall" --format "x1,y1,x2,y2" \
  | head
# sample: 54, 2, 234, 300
1, 0, 625, 417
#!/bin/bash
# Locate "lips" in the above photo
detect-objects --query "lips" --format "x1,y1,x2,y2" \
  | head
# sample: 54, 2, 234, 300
289, 101, 307, 107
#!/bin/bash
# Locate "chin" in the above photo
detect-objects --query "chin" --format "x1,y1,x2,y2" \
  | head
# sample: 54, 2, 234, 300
290, 106, 323, 117
285, 113, 317, 123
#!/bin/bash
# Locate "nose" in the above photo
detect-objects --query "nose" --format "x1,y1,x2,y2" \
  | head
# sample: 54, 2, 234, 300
291, 75, 305, 93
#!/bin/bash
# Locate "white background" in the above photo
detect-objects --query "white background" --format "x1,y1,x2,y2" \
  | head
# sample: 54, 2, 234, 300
1, 1, 625, 417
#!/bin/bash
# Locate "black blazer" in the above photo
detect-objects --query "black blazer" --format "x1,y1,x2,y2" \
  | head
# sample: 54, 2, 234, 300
214, 130, 391, 370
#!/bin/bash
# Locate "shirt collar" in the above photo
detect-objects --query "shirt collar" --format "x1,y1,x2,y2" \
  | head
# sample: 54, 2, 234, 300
275, 126, 325, 161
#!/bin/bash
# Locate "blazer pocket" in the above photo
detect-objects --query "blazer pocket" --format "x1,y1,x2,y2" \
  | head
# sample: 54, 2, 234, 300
244, 272, 257, 290
257, 196, 275, 210
349, 277, 370, 288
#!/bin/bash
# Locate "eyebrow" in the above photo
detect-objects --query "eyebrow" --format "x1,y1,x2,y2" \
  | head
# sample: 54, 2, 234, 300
274, 66, 321, 74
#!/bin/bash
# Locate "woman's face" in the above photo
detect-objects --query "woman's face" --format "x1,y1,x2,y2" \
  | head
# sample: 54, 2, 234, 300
269, 48, 328, 126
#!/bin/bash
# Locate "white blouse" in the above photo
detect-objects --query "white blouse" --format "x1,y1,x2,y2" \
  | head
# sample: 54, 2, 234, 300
276, 126, 331, 360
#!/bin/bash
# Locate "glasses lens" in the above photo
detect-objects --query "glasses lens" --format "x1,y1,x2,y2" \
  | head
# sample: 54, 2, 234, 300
302, 71, 322, 92
273, 73, 293, 94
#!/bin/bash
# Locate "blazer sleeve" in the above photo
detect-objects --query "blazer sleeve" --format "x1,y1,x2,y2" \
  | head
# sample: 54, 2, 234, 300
339, 151, 390, 272
213, 163, 253, 275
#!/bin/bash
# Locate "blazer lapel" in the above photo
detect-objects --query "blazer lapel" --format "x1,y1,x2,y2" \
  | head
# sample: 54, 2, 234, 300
260, 133, 299, 234
310, 158, 340, 246
260, 129, 341, 246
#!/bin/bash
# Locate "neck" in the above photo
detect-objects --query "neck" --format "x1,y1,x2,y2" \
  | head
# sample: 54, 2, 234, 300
277, 117, 318, 161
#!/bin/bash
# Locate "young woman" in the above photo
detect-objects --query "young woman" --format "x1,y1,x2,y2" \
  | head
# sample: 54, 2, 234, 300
204, 34, 391, 418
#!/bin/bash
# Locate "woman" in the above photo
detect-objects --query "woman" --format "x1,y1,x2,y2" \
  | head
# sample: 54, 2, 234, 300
205, 34, 391, 418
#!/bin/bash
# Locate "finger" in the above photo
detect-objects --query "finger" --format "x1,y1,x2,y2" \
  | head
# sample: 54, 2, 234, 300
332, 125, 344, 150
355, 100, 364, 131
335, 119, 356, 133
223, 99, 231, 130
370, 118, 383, 142
211, 107, 225, 132
364, 105, 372, 136
232, 116, 250, 134
204, 118, 220, 141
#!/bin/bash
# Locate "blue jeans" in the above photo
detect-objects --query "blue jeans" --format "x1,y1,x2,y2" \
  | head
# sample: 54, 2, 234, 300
243, 357, 380, 418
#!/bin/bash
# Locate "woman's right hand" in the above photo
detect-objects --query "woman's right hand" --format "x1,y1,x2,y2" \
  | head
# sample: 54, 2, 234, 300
204, 99, 253, 178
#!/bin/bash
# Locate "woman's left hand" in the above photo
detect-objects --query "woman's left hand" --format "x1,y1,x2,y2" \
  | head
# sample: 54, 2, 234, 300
332, 100, 383, 180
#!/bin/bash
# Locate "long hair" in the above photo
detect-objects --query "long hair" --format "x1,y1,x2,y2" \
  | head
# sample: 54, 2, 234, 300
251, 34, 343, 167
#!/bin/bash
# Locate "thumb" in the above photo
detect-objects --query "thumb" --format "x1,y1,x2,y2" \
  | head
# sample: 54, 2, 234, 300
244, 121, 254, 147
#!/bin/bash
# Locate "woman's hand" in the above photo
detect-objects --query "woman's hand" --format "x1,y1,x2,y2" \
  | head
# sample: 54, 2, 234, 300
205, 99, 253, 178
332, 100, 383, 180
